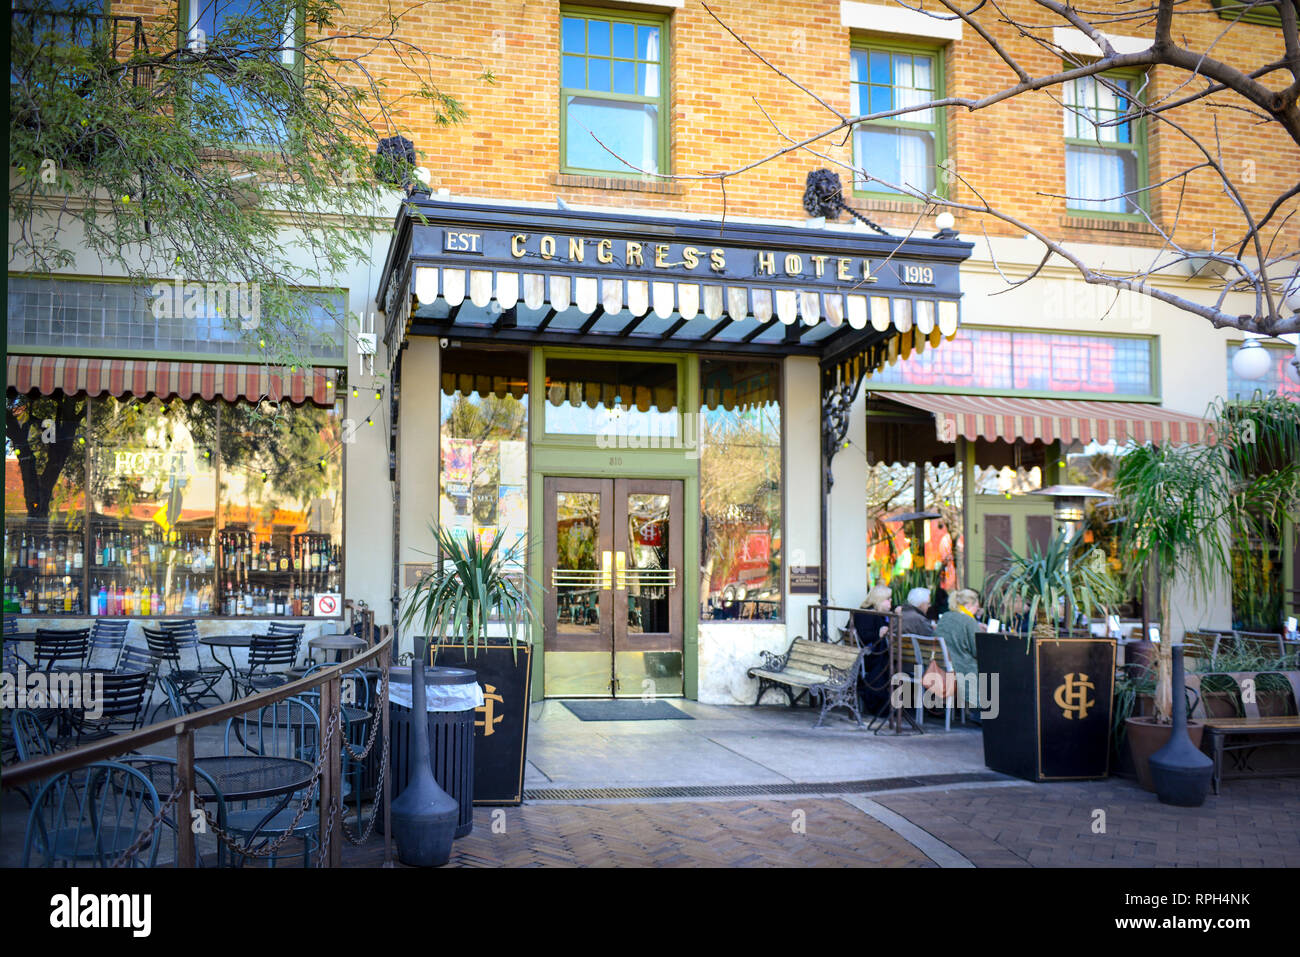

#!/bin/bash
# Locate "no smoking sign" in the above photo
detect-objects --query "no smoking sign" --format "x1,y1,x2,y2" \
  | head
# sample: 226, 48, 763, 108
313, 593, 341, 617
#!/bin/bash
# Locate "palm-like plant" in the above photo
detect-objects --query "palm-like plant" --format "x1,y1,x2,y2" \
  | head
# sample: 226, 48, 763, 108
400, 523, 537, 660
985, 531, 1122, 641
1111, 392, 1300, 722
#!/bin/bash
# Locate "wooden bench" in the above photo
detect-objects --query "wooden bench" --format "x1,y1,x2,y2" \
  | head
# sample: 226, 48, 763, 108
1185, 670, 1300, 793
747, 638, 866, 728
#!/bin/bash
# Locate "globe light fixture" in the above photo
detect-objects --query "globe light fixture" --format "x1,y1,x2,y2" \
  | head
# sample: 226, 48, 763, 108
1284, 346, 1300, 386
1231, 339, 1271, 381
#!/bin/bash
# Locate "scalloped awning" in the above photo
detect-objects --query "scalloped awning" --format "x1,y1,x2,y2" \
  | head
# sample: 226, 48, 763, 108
6, 356, 337, 406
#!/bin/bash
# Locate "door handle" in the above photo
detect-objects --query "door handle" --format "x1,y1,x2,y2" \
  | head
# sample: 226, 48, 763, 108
615, 551, 626, 590
600, 550, 612, 590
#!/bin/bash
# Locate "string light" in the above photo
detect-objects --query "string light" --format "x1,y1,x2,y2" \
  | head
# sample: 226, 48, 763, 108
352, 388, 359, 397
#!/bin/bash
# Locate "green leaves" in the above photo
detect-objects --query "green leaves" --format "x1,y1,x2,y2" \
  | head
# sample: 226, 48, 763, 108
985, 530, 1122, 637
399, 522, 539, 661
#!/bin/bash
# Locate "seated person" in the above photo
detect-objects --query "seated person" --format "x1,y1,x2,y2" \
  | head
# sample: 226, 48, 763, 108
854, 585, 893, 715
854, 585, 893, 644
899, 587, 935, 637
935, 588, 986, 682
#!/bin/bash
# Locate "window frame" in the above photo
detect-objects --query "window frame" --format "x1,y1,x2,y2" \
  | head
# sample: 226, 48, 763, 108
1062, 65, 1150, 220
558, 4, 671, 178
849, 36, 948, 203
178, 0, 307, 151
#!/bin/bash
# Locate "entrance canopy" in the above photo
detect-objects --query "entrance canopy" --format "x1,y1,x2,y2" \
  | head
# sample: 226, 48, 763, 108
376, 198, 972, 377
872, 390, 1211, 446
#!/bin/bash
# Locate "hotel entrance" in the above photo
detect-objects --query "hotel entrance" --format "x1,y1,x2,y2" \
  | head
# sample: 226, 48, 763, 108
543, 476, 684, 697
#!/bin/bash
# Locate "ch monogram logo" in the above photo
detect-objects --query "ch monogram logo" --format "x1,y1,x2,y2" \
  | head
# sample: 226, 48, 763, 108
475, 683, 505, 736
1054, 673, 1096, 719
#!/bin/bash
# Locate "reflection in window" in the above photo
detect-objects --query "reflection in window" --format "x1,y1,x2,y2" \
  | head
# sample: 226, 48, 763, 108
4, 391, 89, 614
440, 348, 528, 561
699, 359, 781, 621
865, 461, 962, 592
216, 399, 343, 616
544, 356, 677, 438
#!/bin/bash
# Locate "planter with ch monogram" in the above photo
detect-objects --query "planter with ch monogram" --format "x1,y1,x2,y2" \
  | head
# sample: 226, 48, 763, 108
975, 632, 1117, 781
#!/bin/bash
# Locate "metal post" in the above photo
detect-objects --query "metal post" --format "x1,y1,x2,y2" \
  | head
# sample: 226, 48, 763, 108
319, 675, 342, 867
176, 727, 196, 868
382, 640, 394, 867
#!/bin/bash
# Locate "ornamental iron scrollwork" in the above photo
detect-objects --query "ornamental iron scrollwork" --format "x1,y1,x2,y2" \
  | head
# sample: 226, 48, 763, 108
821, 370, 866, 489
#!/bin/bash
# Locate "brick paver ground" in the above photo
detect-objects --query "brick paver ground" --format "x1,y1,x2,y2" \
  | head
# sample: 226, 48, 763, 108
874, 778, 1300, 867
346, 798, 937, 867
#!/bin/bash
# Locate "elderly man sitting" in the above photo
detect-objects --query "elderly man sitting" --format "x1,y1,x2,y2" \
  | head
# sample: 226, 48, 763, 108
899, 587, 934, 637
935, 588, 987, 711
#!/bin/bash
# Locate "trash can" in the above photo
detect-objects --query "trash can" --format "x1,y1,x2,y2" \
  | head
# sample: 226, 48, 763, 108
388, 665, 481, 838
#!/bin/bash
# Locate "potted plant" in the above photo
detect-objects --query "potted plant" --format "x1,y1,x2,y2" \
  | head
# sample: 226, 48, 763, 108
1110, 392, 1300, 803
401, 523, 537, 806
978, 530, 1122, 780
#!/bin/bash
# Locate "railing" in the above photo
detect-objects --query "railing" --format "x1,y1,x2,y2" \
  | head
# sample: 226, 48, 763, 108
806, 603, 908, 733
11, 8, 154, 88
2, 631, 394, 867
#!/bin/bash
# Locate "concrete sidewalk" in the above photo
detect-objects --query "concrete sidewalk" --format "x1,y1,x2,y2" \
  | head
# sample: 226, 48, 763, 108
524, 698, 990, 792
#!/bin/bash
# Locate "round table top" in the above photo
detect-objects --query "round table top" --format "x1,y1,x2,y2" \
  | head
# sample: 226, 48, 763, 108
192, 755, 314, 802
199, 634, 254, 648
389, 664, 478, 686
308, 634, 367, 651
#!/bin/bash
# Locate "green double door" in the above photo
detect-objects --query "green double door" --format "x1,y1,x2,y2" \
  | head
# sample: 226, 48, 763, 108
542, 476, 684, 697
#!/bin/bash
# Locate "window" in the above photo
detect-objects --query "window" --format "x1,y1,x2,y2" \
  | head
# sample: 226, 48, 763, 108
869, 327, 1156, 399
544, 356, 678, 438
439, 348, 529, 555
850, 44, 943, 197
4, 388, 344, 618
561, 8, 667, 175
1063, 72, 1147, 215
699, 359, 782, 621
184, 0, 300, 146
1226, 343, 1300, 400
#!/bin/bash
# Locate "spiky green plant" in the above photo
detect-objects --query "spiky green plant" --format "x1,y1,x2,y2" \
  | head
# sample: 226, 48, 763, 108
400, 523, 537, 661
984, 530, 1122, 641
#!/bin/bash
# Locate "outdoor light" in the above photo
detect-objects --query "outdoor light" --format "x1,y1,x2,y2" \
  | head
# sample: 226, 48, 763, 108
352, 388, 359, 397
1285, 347, 1300, 385
1032, 484, 1112, 523
1283, 270, 1300, 313
1232, 339, 1271, 380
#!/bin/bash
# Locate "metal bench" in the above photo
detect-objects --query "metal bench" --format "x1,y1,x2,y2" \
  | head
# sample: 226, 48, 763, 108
747, 637, 866, 728
1186, 670, 1300, 793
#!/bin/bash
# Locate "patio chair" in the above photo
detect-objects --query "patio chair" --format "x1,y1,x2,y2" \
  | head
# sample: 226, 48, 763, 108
85, 619, 130, 670
222, 696, 321, 866
897, 633, 967, 730
71, 669, 151, 744
23, 761, 162, 867
117, 755, 228, 867
299, 664, 372, 827
1230, 631, 1286, 661
143, 626, 224, 712
236, 631, 302, 697
1183, 631, 1222, 665
33, 628, 90, 672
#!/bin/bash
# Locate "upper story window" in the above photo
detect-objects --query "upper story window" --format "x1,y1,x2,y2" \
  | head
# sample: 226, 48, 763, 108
184, 0, 299, 146
851, 43, 944, 198
1063, 72, 1147, 215
560, 8, 667, 175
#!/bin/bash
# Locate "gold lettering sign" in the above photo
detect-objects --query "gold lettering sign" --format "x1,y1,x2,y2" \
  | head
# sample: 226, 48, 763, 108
539, 235, 556, 259
476, 683, 505, 737
710, 248, 726, 272
756, 251, 776, 275
682, 246, 700, 269
812, 254, 827, 277
626, 241, 643, 267
1054, 673, 1096, 720
597, 239, 613, 263
655, 243, 670, 268
837, 258, 851, 281
784, 253, 803, 276
510, 234, 527, 258
569, 237, 585, 262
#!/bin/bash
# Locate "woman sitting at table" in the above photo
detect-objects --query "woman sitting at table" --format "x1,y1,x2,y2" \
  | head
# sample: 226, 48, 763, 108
935, 588, 985, 712
853, 586, 894, 715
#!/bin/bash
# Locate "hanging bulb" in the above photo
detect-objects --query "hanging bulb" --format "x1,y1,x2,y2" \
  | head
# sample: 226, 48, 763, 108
261, 471, 269, 483
374, 390, 382, 400
352, 388, 359, 397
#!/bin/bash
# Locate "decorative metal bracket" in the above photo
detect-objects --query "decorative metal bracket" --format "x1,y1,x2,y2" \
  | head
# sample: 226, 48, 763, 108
821, 368, 866, 490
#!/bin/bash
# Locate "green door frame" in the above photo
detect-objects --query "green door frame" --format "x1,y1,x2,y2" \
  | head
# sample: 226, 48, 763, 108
526, 346, 701, 701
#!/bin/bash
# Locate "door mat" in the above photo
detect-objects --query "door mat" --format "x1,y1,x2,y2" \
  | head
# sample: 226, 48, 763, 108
562, 700, 694, 722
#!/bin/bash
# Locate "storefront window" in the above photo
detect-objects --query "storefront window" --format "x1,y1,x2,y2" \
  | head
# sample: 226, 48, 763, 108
440, 347, 529, 555
216, 399, 343, 617
544, 356, 677, 439
699, 359, 782, 621
865, 461, 962, 593
4, 387, 344, 618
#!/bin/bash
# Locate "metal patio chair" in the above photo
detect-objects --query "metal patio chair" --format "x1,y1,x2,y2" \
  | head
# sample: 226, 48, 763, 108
23, 761, 163, 868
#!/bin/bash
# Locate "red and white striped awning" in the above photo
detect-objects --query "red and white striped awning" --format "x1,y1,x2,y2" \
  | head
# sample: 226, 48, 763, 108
6, 356, 337, 406
872, 391, 1210, 446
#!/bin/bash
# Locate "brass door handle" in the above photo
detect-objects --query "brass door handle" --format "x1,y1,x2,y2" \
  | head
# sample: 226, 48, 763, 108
615, 551, 626, 590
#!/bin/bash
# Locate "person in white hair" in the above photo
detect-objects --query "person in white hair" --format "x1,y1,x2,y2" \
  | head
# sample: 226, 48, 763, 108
899, 586, 934, 637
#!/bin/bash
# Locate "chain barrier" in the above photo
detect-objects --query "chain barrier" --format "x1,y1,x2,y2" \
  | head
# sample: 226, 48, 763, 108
112, 786, 182, 868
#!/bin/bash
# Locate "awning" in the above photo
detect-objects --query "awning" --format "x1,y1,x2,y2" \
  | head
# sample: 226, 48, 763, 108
871, 391, 1211, 446
375, 198, 973, 378
6, 356, 338, 406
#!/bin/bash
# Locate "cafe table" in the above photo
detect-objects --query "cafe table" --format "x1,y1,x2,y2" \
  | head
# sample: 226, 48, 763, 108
192, 754, 315, 864
199, 634, 254, 701
307, 633, 367, 665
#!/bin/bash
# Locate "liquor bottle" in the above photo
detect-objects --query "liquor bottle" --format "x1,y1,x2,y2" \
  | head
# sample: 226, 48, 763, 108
73, 537, 84, 571
142, 582, 153, 616
63, 582, 73, 613
243, 585, 253, 616
278, 546, 288, 572
18, 533, 28, 569
35, 537, 45, 571
310, 539, 321, 572
98, 582, 107, 616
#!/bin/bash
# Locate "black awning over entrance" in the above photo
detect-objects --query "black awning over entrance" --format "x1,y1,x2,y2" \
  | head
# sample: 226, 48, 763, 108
375, 198, 972, 378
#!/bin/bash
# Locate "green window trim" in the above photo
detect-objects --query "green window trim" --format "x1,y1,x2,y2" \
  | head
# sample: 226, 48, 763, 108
1209, 0, 1283, 27
1062, 65, 1150, 220
849, 37, 948, 203
559, 5, 670, 178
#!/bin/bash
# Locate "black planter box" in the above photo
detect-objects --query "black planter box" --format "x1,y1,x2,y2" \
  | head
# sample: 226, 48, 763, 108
975, 633, 1116, 781
432, 641, 533, 805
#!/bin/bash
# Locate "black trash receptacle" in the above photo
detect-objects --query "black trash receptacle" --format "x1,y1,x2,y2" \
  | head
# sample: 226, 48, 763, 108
389, 665, 478, 838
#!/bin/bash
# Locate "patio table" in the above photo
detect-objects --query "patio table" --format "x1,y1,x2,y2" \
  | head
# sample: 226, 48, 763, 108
200, 634, 253, 700
193, 754, 316, 864
308, 634, 367, 664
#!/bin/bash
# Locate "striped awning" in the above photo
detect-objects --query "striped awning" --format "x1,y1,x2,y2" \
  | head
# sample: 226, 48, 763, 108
6, 356, 337, 406
872, 391, 1211, 446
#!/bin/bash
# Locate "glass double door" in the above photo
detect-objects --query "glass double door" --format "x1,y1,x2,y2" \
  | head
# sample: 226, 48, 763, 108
543, 477, 684, 697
